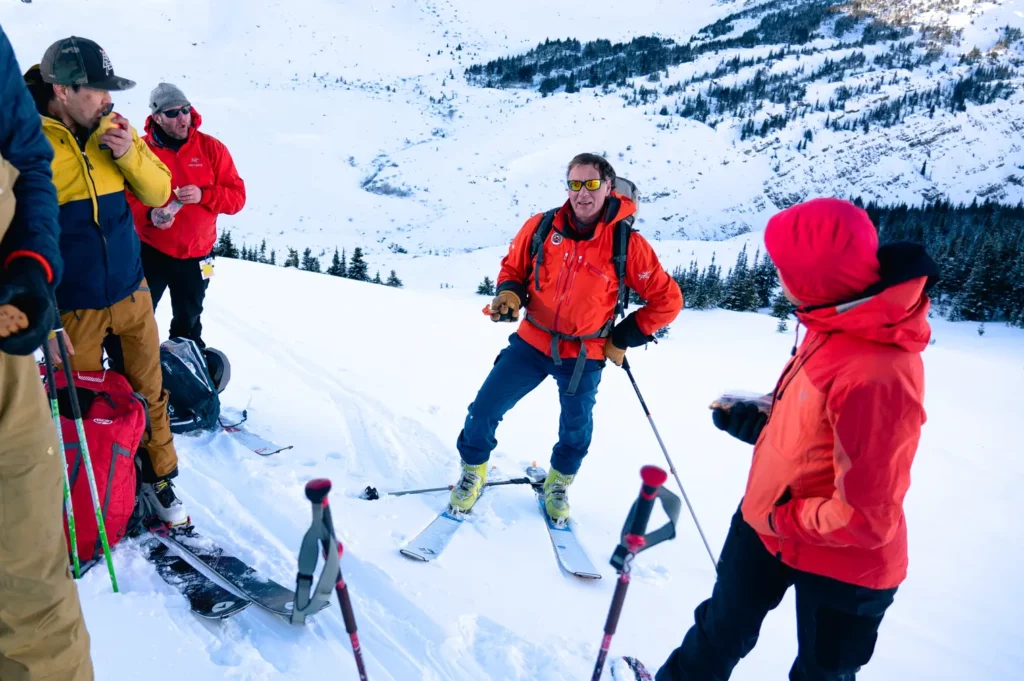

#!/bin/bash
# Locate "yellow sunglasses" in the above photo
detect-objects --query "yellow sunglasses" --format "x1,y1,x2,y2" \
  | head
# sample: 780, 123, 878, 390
567, 179, 603, 192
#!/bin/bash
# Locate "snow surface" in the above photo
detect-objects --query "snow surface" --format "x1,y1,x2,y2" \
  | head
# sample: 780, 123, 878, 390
67, 258, 1024, 680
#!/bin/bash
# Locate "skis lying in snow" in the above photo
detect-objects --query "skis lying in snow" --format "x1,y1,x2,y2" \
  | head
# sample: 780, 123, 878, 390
145, 518, 328, 620
140, 536, 252, 619
399, 467, 600, 579
526, 465, 601, 580
219, 412, 293, 456
611, 657, 654, 680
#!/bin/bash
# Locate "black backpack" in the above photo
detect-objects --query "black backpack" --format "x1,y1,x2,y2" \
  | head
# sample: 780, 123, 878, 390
160, 337, 221, 433
526, 176, 638, 321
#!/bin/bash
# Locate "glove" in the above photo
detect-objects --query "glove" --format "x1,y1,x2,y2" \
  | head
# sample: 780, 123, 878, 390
0, 258, 56, 356
603, 336, 626, 366
711, 401, 768, 445
489, 290, 521, 322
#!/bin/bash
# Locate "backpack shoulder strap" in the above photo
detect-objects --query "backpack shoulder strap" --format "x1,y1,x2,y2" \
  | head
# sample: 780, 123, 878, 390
613, 216, 634, 318
527, 208, 559, 292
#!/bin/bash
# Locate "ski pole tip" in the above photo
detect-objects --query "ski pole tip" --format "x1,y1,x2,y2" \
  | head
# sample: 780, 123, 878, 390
640, 465, 668, 489
305, 478, 332, 503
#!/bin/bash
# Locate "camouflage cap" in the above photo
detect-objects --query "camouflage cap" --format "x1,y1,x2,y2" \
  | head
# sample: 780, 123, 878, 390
40, 36, 135, 91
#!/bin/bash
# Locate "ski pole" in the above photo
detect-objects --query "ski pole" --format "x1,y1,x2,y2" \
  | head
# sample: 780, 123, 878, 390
621, 357, 718, 572
41, 336, 80, 579
592, 466, 679, 681
51, 321, 118, 592
363, 475, 537, 500
300, 479, 369, 680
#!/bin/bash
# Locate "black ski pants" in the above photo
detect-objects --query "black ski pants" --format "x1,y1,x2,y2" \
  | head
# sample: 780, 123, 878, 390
140, 242, 210, 348
656, 505, 897, 681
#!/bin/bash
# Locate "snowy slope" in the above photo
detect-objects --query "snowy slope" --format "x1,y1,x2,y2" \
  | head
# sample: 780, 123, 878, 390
62, 258, 1024, 680
5, 0, 1023, 295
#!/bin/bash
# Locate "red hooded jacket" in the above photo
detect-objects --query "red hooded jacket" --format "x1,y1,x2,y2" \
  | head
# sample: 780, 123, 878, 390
497, 193, 682, 361
128, 109, 245, 259
741, 198, 934, 590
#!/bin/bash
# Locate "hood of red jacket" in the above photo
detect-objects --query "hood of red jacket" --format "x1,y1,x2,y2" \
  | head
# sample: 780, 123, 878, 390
766, 199, 938, 352
144, 107, 203, 139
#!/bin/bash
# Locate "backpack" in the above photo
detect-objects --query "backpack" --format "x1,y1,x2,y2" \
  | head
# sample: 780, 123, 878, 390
527, 176, 638, 321
42, 367, 149, 563
160, 337, 221, 433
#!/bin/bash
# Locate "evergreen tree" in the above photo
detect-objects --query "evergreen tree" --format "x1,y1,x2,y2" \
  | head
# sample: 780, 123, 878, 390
270, 249, 277, 266
301, 247, 321, 272
771, 290, 793, 332
214, 231, 239, 259
721, 245, 758, 312
953, 239, 999, 321
477, 276, 496, 296
372, 270, 382, 284
348, 247, 369, 281
327, 248, 345, 276
752, 248, 778, 308
702, 253, 724, 308
284, 247, 300, 268
340, 248, 348, 278
258, 239, 268, 264
386, 270, 404, 288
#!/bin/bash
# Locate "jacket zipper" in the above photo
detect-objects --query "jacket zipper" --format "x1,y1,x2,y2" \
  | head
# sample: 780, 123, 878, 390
551, 241, 578, 333
80, 150, 112, 306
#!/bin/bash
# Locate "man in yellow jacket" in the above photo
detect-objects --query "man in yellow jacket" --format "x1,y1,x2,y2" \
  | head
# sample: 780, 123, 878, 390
24, 36, 186, 525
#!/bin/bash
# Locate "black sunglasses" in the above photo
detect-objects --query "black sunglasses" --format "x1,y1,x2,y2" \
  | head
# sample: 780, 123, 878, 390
162, 105, 192, 119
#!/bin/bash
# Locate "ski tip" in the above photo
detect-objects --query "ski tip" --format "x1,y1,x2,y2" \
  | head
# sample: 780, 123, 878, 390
305, 478, 332, 503
640, 465, 668, 489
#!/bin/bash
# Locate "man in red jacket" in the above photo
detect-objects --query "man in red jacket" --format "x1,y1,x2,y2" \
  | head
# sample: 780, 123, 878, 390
128, 83, 245, 347
656, 198, 938, 681
449, 153, 682, 523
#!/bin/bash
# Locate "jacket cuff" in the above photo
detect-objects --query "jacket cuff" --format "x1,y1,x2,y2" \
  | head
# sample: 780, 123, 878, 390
4, 251, 54, 283
611, 311, 654, 349
496, 280, 527, 306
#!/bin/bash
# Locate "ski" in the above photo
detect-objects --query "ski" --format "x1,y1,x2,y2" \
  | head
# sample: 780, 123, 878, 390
611, 656, 654, 681
140, 536, 252, 619
527, 466, 602, 580
146, 520, 328, 619
399, 507, 465, 562
222, 423, 293, 456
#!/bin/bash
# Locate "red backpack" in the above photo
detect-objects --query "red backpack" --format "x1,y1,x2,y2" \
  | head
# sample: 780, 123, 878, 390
42, 367, 149, 563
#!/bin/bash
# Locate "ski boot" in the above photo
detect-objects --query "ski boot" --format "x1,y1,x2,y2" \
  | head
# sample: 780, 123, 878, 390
449, 461, 488, 513
141, 477, 189, 527
543, 467, 576, 525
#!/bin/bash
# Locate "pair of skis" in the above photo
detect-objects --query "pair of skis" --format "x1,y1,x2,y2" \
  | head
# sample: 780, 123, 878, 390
398, 465, 601, 580
219, 410, 293, 456
141, 517, 329, 621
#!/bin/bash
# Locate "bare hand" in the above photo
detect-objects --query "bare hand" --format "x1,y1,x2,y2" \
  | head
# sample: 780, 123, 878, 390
99, 115, 132, 159
175, 185, 203, 205
47, 329, 75, 364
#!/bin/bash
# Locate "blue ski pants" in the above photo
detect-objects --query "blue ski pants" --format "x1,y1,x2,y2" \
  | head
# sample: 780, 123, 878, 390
456, 333, 603, 475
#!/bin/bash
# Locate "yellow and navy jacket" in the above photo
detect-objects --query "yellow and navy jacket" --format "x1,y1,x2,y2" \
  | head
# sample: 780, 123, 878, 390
39, 113, 170, 311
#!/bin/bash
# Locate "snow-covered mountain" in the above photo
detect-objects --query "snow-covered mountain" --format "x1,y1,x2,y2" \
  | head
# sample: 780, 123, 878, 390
4, 0, 1022, 289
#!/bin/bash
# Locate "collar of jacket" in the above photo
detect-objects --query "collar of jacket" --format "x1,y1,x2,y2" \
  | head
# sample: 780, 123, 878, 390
557, 191, 637, 241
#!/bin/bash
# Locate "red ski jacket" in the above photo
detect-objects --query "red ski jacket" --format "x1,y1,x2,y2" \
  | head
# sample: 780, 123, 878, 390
128, 109, 245, 259
497, 193, 682, 361
743, 198, 931, 590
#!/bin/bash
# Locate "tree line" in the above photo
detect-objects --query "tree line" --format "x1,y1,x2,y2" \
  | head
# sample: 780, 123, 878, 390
477, 198, 1024, 331
212, 231, 404, 288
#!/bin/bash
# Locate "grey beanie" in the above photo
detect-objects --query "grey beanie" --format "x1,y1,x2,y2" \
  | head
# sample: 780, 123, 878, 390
149, 83, 190, 114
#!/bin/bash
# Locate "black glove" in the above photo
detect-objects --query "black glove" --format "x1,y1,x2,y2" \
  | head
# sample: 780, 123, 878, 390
0, 257, 56, 356
712, 401, 767, 445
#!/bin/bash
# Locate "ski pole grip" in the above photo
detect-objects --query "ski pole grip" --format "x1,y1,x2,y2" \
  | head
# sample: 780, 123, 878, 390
305, 478, 332, 504
628, 466, 667, 538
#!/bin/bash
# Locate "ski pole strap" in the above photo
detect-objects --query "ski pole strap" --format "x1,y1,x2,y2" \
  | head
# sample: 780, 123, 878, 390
293, 480, 339, 625
525, 314, 611, 397
610, 466, 680, 572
